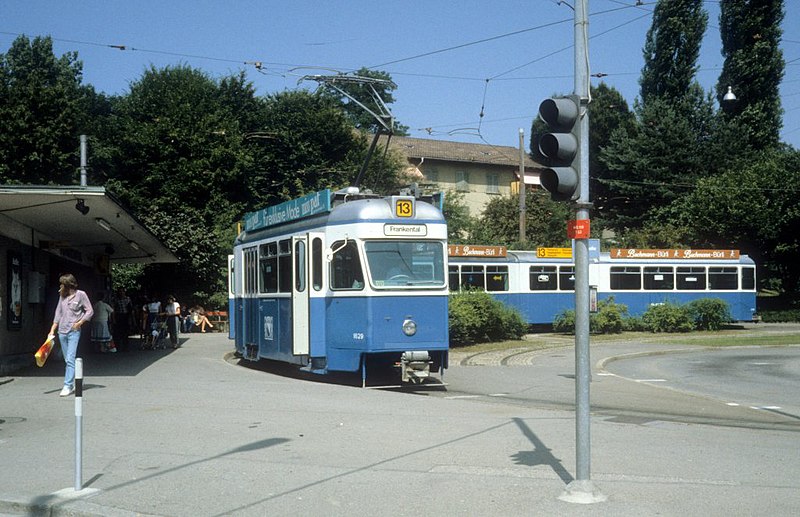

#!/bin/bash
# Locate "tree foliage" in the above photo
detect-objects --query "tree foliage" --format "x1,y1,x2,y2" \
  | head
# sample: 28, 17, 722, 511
471, 190, 572, 248
717, 0, 785, 150
640, 0, 707, 106
0, 35, 106, 184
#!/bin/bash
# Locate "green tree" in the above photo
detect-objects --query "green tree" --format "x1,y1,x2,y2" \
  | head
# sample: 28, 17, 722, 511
0, 35, 105, 184
675, 147, 800, 292
587, 83, 636, 215
599, 93, 715, 232
471, 190, 572, 248
640, 0, 708, 105
441, 190, 475, 244
105, 65, 262, 302
716, 0, 785, 150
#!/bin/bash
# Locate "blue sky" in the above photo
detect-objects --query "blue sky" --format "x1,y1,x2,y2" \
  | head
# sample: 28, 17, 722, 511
2, 0, 799, 149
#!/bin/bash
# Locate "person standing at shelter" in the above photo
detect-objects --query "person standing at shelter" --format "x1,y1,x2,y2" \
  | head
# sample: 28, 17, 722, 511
91, 292, 116, 353
48, 274, 93, 397
164, 295, 181, 348
112, 288, 134, 351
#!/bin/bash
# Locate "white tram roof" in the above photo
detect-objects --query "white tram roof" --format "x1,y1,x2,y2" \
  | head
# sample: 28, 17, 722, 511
236, 190, 445, 246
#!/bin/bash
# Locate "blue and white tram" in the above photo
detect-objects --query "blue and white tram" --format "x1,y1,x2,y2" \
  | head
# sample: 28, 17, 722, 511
448, 241, 757, 324
230, 188, 449, 384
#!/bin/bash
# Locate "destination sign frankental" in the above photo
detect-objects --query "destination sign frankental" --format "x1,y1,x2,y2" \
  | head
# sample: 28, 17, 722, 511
244, 189, 331, 232
611, 248, 740, 260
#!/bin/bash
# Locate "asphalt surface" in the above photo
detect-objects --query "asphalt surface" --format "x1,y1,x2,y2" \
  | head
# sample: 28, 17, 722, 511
2, 330, 800, 516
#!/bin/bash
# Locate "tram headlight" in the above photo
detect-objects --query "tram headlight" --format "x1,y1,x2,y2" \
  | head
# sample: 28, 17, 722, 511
402, 319, 417, 336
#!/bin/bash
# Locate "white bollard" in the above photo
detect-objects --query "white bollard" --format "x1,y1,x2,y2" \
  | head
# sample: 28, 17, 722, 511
74, 358, 83, 491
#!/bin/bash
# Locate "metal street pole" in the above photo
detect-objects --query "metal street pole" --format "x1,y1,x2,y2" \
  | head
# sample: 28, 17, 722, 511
559, 0, 606, 504
519, 128, 526, 243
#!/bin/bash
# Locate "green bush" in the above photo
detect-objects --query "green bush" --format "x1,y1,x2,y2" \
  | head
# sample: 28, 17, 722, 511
686, 298, 733, 331
592, 298, 627, 334
449, 290, 526, 346
552, 297, 628, 334
760, 309, 800, 322
641, 302, 694, 333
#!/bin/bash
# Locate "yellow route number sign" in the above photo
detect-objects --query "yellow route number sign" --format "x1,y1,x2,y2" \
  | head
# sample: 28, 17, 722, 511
395, 198, 414, 218
537, 247, 573, 259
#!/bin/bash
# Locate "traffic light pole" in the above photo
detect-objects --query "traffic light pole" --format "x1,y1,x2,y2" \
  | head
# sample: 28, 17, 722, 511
559, 0, 606, 504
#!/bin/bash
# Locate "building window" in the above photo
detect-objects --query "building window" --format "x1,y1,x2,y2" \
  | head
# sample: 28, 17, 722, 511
456, 171, 470, 192
486, 173, 499, 194
425, 167, 439, 183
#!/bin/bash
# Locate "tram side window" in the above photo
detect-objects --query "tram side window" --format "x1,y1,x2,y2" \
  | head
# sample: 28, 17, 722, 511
741, 267, 755, 290
278, 239, 292, 293
644, 266, 674, 290
676, 267, 706, 290
259, 242, 278, 293
460, 265, 485, 290
610, 266, 642, 290
530, 265, 557, 291
559, 266, 575, 291
244, 247, 258, 294
312, 238, 323, 291
448, 266, 460, 291
294, 240, 306, 292
486, 266, 509, 292
330, 240, 364, 290
708, 266, 738, 290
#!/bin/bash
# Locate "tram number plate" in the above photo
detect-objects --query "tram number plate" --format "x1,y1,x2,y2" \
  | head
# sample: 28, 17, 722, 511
395, 199, 413, 218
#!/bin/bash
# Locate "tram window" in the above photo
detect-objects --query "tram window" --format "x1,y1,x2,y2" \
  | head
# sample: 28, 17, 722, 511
364, 241, 445, 287
244, 247, 258, 294
644, 266, 674, 290
460, 265, 485, 290
530, 265, 557, 291
708, 267, 738, 290
486, 266, 508, 292
449, 266, 460, 291
559, 266, 575, 291
279, 239, 291, 254
312, 238, 323, 291
676, 267, 706, 290
741, 267, 755, 290
330, 240, 364, 290
259, 243, 278, 293
278, 257, 291, 292
294, 240, 306, 292
610, 266, 641, 290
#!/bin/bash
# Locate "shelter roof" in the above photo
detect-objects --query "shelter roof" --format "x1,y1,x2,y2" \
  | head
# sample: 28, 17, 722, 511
0, 185, 178, 264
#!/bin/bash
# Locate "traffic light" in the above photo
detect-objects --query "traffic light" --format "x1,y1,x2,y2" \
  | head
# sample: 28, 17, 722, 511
537, 95, 581, 201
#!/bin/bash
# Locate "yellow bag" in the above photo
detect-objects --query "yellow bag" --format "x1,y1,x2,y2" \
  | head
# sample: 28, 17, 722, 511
34, 336, 55, 367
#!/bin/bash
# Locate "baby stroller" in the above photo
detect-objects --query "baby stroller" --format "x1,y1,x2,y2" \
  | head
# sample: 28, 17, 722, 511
142, 314, 168, 350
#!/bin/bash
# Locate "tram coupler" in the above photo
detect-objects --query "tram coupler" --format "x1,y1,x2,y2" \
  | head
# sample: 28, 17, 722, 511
398, 351, 431, 383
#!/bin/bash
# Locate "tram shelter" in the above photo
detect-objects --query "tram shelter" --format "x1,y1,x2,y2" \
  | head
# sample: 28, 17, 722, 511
0, 185, 178, 374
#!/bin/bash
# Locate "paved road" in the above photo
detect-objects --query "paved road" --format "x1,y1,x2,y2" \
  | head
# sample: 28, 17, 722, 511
2, 330, 800, 516
603, 346, 800, 421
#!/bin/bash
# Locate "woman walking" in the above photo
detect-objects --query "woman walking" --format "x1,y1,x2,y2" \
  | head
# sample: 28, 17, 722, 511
48, 274, 93, 397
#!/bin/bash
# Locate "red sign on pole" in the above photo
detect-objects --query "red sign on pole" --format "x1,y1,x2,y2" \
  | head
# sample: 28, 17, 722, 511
567, 219, 590, 239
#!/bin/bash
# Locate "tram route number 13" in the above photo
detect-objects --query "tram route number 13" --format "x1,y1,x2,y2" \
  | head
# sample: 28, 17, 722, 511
395, 199, 413, 218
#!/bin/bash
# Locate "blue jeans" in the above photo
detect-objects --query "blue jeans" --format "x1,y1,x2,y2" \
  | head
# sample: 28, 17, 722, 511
59, 329, 81, 388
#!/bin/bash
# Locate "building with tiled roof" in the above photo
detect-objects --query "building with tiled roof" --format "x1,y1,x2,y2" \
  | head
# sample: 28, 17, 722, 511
386, 135, 545, 215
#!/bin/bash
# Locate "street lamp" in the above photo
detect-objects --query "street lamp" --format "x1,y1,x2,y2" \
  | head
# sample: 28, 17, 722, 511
723, 85, 737, 102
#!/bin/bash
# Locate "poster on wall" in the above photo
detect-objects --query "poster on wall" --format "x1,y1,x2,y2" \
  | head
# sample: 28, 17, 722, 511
7, 251, 22, 330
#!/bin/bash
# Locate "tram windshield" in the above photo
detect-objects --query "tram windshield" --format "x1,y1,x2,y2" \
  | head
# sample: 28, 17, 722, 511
365, 241, 446, 288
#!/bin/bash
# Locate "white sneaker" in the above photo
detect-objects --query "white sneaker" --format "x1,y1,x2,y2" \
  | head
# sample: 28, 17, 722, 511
59, 386, 74, 397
